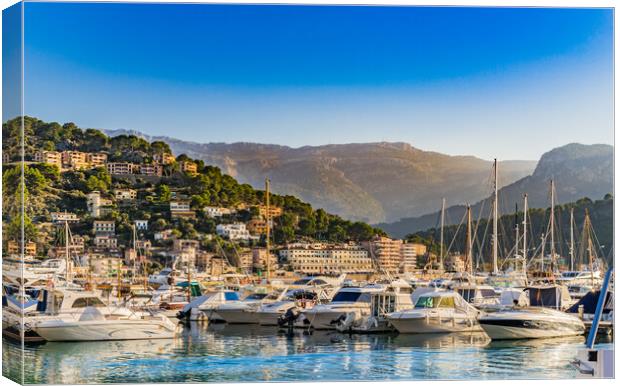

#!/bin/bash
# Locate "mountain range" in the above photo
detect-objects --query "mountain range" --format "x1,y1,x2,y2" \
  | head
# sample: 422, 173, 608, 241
104, 130, 612, 234
104, 129, 537, 223
378, 143, 614, 238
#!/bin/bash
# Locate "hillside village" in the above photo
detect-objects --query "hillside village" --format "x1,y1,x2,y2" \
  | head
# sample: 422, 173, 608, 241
2, 117, 434, 281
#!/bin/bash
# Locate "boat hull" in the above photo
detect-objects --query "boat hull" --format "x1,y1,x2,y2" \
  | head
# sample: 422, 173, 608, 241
304, 310, 348, 330
479, 318, 585, 340
389, 315, 482, 334
217, 309, 258, 324
34, 320, 176, 341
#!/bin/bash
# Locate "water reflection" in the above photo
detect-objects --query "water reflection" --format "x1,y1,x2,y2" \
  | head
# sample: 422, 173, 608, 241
2, 323, 612, 384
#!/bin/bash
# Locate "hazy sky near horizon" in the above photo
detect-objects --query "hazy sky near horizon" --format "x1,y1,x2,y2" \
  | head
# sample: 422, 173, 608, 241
9, 3, 614, 160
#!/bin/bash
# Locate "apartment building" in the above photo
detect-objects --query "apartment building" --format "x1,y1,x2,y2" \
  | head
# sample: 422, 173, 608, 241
140, 164, 163, 176
170, 200, 195, 219
93, 220, 115, 234
363, 236, 403, 273
216, 223, 259, 241
179, 160, 198, 175
87, 152, 108, 167
203, 206, 234, 218
280, 242, 372, 274
6, 240, 37, 256
34, 150, 63, 169
62, 151, 90, 170
154, 153, 176, 165
173, 239, 200, 252
247, 218, 268, 235
94, 235, 118, 249
50, 211, 80, 223
401, 242, 427, 272
113, 188, 137, 201
106, 162, 137, 175
257, 205, 283, 218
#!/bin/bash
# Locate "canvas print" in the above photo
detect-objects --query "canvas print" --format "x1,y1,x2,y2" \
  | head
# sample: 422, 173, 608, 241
1, 1, 615, 384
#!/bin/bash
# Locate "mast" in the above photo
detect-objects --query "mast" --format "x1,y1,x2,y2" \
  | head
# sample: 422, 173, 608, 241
187, 252, 192, 302
512, 202, 520, 274
584, 209, 594, 286
117, 257, 122, 301
439, 197, 445, 270
492, 159, 499, 274
522, 194, 528, 275
466, 205, 472, 275
132, 224, 137, 274
540, 234, 545, 273
549, 180, 555, 268
64, 219, 70, 283
569, 207, 575, 271
265, 178, 271, 281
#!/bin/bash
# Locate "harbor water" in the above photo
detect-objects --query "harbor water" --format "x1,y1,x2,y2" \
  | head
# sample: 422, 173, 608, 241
2, 322, 612, 384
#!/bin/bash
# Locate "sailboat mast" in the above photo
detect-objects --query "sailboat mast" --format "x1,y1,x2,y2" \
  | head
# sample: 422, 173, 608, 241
265, 178, 271, 281
492, 159, 499, 274
540, 234, 545, 272
466, 205, 472, 275
65, 219, 70, 283
584, 209, 594, 286
522, 194, 528, 269
440, 197, 445, 270
569, 207, 575, 271
550, 180, 555, 267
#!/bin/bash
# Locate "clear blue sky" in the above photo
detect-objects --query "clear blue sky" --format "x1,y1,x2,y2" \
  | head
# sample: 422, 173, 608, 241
10, 3, 615, 160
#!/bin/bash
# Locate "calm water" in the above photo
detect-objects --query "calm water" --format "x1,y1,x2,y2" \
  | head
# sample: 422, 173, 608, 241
2, 322, 613, 384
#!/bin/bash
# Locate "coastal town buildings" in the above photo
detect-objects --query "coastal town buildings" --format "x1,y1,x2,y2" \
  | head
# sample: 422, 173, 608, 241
114, 188, 137, 201
50, 212, 80, 224
6, 240, 37, 256
401, 242, 427, 272
280, 242, 373, 274
257, 205, 282, 218
134, 220, 148, 231
204, 206, 234, 218
154, 153, 176, 165
363, 236, 403, 273
216, 223, 259, 242
179, 160, 198, 175
170, 200, 196, 219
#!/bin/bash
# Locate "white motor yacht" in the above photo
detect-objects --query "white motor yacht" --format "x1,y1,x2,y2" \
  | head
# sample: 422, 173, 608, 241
33, 306, 177, 341
256, 288, 323, 327
333, 279, 415, 333
303, 285, 387, 330
216, 288, 288, 324
177, 289, 240, 321
387, 291, 482, 334
479, 307, 585, 340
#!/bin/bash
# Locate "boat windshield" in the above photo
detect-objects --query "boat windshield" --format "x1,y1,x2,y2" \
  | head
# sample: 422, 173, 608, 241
331, 291, 369, 303
245, 293, 268, 301
292, 278, 312, 285
71, 297, 106, 308
415, 296, 455, 309
224, 292, 240, 301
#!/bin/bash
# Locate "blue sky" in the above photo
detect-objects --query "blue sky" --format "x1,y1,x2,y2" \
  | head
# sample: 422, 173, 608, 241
10, 3, 615, 160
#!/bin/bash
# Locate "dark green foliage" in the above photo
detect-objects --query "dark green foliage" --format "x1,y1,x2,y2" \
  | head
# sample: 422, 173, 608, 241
407, 195, 613, 267
2, 116, 385, 248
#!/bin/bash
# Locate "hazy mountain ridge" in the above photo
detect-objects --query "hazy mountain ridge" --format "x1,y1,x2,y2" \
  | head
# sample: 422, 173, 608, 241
104, 129, 536, 223
377, 143, 614, 238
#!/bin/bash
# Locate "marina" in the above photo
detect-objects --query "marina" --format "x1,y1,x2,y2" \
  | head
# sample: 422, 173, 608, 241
2, 324, 613, 384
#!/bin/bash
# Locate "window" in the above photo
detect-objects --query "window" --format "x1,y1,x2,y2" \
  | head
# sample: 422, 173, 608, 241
245, 293, 268, 300
331, 291, 364, 303
224, 292, 240, 301
71, 297, 106, 308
